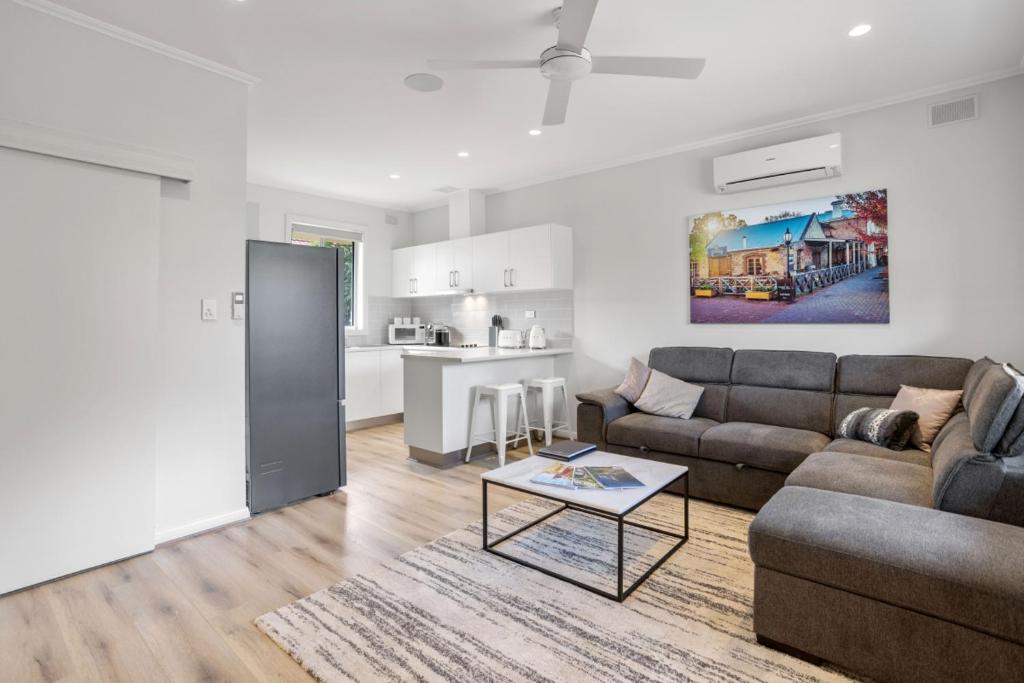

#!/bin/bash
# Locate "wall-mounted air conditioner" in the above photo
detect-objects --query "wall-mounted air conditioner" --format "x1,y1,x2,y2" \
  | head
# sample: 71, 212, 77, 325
712, 133, 842, 194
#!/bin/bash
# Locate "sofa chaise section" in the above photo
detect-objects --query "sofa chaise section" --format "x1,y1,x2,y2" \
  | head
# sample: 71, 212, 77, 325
749, 486, 1024, 683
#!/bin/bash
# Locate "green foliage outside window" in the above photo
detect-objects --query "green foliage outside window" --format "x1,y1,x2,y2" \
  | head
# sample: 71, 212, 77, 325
293, 230, 357, 327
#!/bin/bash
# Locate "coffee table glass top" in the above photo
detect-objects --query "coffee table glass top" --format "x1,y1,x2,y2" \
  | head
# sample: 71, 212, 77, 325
481, 450, 687, 515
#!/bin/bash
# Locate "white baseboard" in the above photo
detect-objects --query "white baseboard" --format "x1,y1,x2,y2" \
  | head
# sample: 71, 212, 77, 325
154, 507, 251, 545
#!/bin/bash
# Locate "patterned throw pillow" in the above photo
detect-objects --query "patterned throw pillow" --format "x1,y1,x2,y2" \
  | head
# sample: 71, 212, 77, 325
837, 407, 920, 451
615, 357, 652, 404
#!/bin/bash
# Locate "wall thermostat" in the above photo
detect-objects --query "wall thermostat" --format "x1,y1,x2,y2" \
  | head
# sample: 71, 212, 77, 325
232, 292, 245, 320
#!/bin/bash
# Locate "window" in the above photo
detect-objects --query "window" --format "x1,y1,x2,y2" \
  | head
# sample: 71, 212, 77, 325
745, 255, 765, 275
287, 215, 365, 330
690, 260, 698, 280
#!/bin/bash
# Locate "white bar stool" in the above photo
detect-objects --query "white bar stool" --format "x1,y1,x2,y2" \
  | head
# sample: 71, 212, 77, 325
525, 377, 571, 447
466, 383, 533, 467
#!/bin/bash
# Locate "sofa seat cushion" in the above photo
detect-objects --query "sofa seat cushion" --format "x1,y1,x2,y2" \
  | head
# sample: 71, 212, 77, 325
824, 438, 931, 467
699, 422, 829, 474
786, 452, 933, 507
749, 486, 1024, 646
606, 413, 718, 458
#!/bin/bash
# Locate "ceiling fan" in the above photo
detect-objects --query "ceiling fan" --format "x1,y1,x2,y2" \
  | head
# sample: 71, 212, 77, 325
427, 0, 706, 126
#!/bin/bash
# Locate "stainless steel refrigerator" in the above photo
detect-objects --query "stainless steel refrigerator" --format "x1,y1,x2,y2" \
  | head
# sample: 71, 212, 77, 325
246, 240, 346, 514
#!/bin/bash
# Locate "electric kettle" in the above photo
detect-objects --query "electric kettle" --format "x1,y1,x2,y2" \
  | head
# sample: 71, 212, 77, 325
528, 325, 547, 349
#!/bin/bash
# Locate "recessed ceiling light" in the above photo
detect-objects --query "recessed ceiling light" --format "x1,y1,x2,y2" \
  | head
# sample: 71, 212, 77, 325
457, 151, 470, 158
848, 24, 871, 37
528, 129, 542, 136
404, 73, 444, 92
389, 173, 401, 180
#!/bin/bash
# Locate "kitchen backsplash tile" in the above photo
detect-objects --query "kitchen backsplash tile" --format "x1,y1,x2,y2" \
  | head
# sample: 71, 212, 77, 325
347, 295, 412, 346
410, 290, 573, 347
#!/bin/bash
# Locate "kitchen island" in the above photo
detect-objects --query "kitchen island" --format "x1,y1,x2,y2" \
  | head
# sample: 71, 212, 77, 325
402, 346, 573, 467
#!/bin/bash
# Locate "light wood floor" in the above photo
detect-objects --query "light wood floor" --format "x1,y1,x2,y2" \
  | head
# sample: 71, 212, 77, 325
0, 423, 536, 683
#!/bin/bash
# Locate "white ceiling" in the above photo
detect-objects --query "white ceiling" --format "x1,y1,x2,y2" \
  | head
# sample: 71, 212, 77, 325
49, 0, 1024, 210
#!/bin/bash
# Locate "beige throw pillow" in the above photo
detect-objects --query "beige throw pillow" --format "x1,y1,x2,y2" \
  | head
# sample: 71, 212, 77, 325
615, 357, 652, 403
890, 385, 963, 452
633, 369, 705, 419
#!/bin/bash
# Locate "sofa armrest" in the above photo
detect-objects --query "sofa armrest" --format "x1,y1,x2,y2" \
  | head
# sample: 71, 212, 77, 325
575, 387, 631, 450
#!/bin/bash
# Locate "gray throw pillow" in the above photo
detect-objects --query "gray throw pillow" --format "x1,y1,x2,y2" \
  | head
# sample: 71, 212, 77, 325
633, 369, 704, 419
615, 357, 652, 404
838, 407, 920, 451
965, 363, 1024, 453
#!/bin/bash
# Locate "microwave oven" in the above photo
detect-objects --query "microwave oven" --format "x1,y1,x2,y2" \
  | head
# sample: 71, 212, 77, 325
388, 323, 426, 345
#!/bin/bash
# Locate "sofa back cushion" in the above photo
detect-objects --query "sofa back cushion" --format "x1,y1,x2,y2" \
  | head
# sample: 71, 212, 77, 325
963, 363, 1024, 453
726, 350, 836, 433
649, 346, 732, 422
833, 354, 973, 433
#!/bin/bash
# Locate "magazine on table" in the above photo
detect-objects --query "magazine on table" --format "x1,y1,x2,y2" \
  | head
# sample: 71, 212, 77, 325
529, 464, 645, 490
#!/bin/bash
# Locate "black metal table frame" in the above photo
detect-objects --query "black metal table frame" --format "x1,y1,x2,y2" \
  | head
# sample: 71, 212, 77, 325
481, 471, 688, 602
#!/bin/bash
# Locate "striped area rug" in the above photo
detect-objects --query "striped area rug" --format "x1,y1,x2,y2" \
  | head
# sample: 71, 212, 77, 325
257, 496, 856, 682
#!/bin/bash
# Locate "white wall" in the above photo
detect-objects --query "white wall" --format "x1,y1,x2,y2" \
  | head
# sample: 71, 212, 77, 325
246, 183, 413, 344
1, 1, 250, 548
414, 75, 1024, 390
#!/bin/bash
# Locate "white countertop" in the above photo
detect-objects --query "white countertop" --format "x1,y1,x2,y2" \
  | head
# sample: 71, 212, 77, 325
344, 344, 413, 353
401, 346, 572, 363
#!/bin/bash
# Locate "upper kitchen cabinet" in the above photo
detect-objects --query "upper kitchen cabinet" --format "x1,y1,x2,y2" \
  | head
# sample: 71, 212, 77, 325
470, 231, 510, 293
394, 224, 572, 297
391, 243, 437, 297
434, 237, 474, 293
473, 224, 573, 293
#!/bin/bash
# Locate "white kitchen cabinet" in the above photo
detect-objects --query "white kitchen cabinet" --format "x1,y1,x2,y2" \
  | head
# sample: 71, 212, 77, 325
435, 237, 474, 292
344, 350, 381, 421
345, 348, 405, 423
392, 244, 437, 297
379, 348, 404, 415
391, 246, 415, 297
395, 223, 573, 297
471, 231, 510, 293
472, 224, 573, 293
411, 243, 436, 296
508, 224, 553, 290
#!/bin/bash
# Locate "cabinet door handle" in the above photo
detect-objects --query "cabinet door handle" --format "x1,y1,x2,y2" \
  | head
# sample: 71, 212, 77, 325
509, 268, 515, 287
409, 278, 413, 294
454, 270, 460, 286
503, 269, 509, 287
448, 271, 453, 287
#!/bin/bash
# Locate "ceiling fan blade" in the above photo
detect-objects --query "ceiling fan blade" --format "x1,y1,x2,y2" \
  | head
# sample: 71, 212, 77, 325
556, 0, 598, 52
542, 80, 572, 126
590, 56, 706, 79
427, 59, 539, 70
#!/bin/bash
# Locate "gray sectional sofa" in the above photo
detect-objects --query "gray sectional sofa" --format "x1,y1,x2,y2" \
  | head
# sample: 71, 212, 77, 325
577, 347, 1024, 682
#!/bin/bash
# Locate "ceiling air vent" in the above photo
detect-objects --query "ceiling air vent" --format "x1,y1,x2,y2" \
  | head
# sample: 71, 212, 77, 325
433, 185, 460, 194
929, 95, 978, 127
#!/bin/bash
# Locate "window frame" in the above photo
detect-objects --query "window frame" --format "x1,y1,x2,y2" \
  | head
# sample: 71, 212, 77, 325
745, 254, 766, 276
285, 214, 366, 333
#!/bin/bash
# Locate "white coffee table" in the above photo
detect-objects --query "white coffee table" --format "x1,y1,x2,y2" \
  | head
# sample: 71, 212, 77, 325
480, 450, 689, 602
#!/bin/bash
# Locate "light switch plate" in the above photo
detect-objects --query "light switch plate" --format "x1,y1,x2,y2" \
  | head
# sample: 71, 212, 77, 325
525, 309, 536, 319
201, 298, 217, 321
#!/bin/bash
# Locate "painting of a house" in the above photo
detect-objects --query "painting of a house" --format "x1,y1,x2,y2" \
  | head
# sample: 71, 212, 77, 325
689, 189, 889, 324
